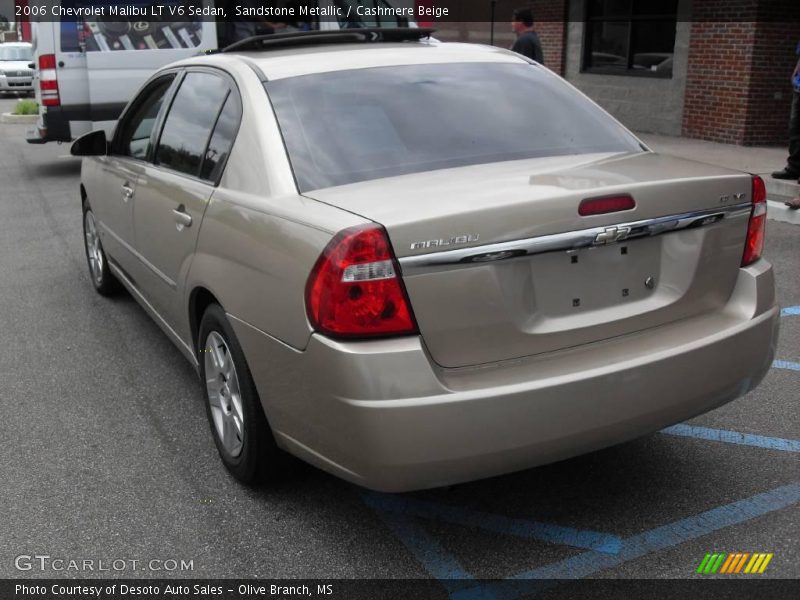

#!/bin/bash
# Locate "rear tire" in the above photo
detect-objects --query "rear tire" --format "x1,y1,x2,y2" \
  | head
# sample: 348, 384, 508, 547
82, 202, 120, 296
199, 303, 284, 484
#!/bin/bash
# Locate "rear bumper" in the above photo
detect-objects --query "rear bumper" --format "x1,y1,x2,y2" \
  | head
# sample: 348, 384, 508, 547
232, 261, 779, 492
25, 106, 72, 144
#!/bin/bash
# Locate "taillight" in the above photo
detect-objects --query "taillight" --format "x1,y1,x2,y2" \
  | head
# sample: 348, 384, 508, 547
38, 53, 60, 107
38, 54, 56, 69
578, 195, 636, 216
305, 224, 418, 338
741, 175, 767, 267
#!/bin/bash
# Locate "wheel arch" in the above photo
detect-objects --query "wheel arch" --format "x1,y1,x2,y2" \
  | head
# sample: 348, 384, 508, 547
189, 286, 222, 355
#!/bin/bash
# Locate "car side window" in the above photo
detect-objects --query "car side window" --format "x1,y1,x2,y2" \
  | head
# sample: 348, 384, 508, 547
114, 76, 174, 160
199, 93, 242, 182
155, 72, 230, 178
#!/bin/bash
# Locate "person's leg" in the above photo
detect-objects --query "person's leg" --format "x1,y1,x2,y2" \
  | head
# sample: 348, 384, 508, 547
788, 91, 800, 174
783, 93, 800, 205
773, 91, 800, 178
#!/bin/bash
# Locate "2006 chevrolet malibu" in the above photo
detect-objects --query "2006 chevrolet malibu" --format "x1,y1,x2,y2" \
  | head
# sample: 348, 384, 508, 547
71, 29, 779, 492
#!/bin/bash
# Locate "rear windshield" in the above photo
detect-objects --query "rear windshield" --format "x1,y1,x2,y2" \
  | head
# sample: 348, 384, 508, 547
0, 46, 32, 61
266, 62, 643, 192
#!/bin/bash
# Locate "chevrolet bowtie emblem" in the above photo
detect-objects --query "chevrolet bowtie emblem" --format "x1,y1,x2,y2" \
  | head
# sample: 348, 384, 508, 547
594, 226, 631, 245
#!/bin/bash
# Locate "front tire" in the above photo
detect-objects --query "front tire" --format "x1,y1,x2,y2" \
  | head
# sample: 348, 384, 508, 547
199, 303, 283, 484
82, 203, 120, 295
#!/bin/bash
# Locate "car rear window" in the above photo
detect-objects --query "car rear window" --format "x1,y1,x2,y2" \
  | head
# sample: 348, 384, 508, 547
265, 62, 643, 192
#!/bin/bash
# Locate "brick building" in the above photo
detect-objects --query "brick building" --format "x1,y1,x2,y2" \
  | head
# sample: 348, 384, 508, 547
4, 0, 798, 146
434, 0, 800, 147
1, 0, 30, 41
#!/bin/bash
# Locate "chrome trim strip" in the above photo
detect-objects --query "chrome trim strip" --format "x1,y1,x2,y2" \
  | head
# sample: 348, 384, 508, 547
99, 221, 177, 289
398, 202, 752, 274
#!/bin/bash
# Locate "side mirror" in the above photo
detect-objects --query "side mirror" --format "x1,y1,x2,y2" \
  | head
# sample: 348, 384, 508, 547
28, 62, 35, 69
70, 129, 108, 156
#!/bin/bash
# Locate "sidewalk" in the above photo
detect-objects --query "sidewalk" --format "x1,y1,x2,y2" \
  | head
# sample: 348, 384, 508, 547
637, 132, 800, 226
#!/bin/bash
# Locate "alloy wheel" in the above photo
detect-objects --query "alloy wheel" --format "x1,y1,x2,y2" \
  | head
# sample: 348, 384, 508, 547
204, 331, 245, 458
84, 210, 104, 286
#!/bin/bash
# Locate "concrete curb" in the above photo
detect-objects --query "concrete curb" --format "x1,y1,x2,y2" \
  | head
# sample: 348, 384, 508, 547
0, 112, 38, 124
767, 200, 800, 226
765, 178, 800, 200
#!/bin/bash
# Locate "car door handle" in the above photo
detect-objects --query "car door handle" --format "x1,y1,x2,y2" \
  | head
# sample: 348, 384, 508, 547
172, 207, 193, 228
121, 183, 134, 201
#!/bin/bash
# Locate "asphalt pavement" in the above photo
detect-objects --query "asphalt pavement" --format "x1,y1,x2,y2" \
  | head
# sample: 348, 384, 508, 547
0, 96, 798, 592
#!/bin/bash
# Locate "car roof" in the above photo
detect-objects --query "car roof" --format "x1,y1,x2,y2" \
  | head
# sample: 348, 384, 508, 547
178, 40, 529, 81
0, 42, 32, 47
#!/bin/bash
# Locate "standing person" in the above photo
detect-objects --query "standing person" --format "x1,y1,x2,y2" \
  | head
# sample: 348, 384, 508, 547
510, 7, 544, 64
773, 40, 800, 209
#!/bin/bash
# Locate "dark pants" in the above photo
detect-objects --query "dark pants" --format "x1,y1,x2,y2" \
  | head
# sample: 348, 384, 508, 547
788, 91, 800, 172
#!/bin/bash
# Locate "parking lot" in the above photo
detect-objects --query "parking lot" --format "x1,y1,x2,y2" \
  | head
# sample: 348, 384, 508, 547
0, 94, 798, 593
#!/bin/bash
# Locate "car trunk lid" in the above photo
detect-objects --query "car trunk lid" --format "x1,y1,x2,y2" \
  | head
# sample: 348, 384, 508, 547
305, 152, 754, 368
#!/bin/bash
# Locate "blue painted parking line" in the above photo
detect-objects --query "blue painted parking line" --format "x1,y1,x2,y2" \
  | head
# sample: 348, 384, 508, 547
451, 482, 800, 600
363, 492, 623, 554
363, 320, 800, 598
773, 360, 800, 371
369, 508, 477, 595
660, 424, 800, 453
781, 305, 800, 316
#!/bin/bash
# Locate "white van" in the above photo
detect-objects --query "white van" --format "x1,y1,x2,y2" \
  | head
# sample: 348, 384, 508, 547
27, 1, 217, 143
27, 0, 415, 144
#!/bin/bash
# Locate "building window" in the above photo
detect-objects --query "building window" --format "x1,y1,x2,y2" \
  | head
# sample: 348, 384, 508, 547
583, 0, 678, 78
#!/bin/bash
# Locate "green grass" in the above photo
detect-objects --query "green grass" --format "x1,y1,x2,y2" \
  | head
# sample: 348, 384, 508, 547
13, 99, 38, 115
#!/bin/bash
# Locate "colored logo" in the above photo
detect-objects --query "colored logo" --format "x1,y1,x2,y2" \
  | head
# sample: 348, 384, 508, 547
697, 552, 773, 574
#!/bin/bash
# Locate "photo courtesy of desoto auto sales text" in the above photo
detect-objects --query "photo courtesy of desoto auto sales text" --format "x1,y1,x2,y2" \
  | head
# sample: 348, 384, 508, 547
0, 1, 798, 599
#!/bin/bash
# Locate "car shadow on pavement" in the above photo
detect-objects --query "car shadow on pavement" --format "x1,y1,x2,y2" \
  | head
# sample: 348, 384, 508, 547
28, 158, 82, 178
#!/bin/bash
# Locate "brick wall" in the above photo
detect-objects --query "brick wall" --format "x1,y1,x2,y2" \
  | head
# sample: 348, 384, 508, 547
430, 1, 568, 75
530, 0, 568, 75
744, 14, 800, 145
423, 0, 800, 146
682, 0, 800, 145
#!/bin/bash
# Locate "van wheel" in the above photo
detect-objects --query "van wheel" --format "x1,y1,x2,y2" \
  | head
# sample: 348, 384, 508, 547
199, 303, 284, 484
82, 203, 120, 295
